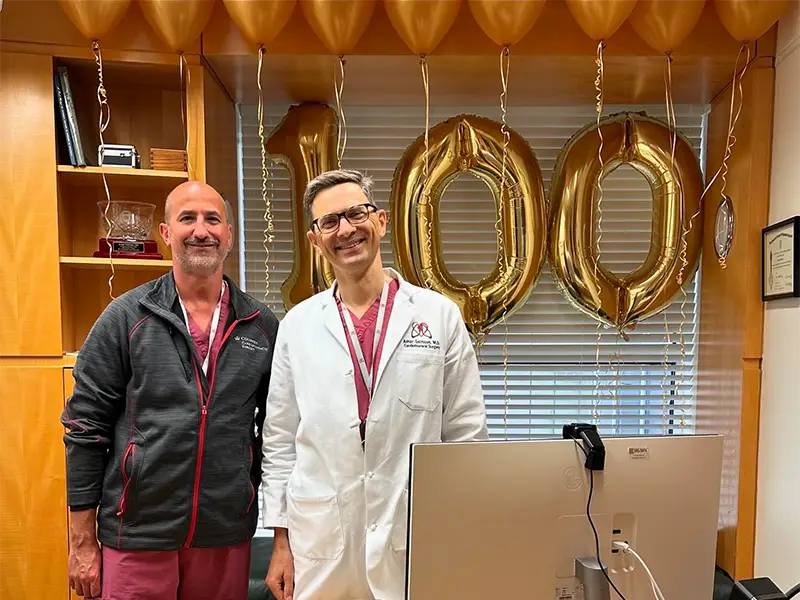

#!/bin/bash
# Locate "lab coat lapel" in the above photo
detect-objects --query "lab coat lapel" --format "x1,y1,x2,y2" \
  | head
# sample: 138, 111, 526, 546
321, 290, 349, 354
374, 291, 413, 392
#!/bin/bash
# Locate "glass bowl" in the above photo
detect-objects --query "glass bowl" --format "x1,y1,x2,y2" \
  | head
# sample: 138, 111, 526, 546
97, 201, 156, 240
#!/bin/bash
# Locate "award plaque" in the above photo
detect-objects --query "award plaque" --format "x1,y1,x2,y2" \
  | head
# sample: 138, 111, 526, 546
93, 201, 163, 260
762, 215, 799, 301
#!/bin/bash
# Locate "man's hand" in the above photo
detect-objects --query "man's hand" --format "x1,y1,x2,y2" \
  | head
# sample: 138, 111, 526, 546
68, 509, 102, 598
266, 528, 294, 600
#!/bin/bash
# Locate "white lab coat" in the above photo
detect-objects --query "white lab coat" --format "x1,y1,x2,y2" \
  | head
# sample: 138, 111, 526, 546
261, 268, 488, 600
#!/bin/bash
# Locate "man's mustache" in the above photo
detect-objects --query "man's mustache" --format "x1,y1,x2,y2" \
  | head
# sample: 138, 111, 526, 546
185, 237, 219, 247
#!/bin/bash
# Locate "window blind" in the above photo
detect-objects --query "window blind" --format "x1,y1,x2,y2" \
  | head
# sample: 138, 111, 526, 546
237, 103, 705, 443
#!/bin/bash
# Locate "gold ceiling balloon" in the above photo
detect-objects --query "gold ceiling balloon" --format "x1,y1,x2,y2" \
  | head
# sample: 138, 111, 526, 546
548, 112, 704, 332
384, 0, 462, 56
58, 0, 132, 40
466, 0, 547, 46
300, 0, 377, 55
629, 0, 706, 53
265, 102, 338, 309
139, 0, 215, 52
391, 114, 547, 338
565, 0, 638, 40
713, 0, 789, 42
222, 0, 297, 46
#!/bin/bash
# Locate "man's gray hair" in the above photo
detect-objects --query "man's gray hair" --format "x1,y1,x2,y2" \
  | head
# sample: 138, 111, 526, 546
303, 169, 375, 225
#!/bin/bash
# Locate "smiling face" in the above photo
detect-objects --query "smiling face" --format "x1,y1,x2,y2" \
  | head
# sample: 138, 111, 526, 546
159, 181, 232, 277
306, 181, 387, 277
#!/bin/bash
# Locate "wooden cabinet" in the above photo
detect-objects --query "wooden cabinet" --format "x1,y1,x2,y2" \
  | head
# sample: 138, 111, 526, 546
0, 53, 63, 357
0, 366, 69, 599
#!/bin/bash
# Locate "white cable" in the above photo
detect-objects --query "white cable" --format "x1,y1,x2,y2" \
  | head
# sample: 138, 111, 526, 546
612, 542, 666, 600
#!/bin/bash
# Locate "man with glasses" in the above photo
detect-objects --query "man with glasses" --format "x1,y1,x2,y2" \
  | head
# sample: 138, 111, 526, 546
261, 169, 488, 600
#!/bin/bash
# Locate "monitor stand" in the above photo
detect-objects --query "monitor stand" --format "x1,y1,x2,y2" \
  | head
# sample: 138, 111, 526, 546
575, 557, 610, 600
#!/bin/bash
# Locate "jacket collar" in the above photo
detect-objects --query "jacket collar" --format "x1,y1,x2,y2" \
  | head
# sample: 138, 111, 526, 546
140, 269, 262, 328
321, 267, 419, 307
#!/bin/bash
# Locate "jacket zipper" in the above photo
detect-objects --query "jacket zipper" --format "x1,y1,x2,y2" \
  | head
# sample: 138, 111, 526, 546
117, 443, 135, 517
183, 310, 260, 548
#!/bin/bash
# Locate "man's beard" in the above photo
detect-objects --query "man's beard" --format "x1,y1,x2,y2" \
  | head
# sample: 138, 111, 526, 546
178, 239, 228, 276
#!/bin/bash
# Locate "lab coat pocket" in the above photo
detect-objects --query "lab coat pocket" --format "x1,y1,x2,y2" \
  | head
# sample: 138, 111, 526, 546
286, 490, 345, 561
390, 488, 409, 552
396, 353, 444, 412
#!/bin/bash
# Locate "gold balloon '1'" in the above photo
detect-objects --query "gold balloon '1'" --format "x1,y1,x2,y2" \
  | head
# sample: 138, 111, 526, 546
548, 111, 703, 332
391, 114, 547, 338
265, 103, 338, 309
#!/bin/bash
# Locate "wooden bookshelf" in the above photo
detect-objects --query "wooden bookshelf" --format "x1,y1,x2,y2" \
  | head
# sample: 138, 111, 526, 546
49, 56, 188, 353
57, 165, 188, 188
1, 18, 239, 595
60, 256, 173, 270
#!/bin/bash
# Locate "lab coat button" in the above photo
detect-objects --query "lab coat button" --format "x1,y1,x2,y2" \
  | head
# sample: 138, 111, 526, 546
359, 475, 365, 481
370, 524, 377, 531
368, 472, 374, 478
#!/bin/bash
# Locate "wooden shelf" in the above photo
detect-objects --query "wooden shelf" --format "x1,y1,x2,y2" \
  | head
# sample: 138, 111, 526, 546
57, 165, 188, 188
60, 256, 172, 270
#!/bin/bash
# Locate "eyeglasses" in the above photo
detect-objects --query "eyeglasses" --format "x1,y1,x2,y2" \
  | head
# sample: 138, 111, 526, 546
311, 203, 378, 234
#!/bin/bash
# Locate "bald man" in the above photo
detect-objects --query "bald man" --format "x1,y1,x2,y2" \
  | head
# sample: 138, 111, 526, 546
61, 181, 279, 600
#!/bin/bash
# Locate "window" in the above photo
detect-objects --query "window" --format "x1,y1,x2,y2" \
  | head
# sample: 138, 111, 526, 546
238, 104, 704, 440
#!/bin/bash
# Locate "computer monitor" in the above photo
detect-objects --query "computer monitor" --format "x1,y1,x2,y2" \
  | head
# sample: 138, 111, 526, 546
404, 433, 724, 600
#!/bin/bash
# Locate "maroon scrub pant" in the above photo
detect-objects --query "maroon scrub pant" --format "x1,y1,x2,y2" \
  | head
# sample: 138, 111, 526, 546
99, 540, 251, 600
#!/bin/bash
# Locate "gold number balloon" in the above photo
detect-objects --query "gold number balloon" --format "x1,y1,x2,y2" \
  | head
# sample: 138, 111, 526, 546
548, 111, 703, 332
390, 114, 547, 338
265, 102, 338, 309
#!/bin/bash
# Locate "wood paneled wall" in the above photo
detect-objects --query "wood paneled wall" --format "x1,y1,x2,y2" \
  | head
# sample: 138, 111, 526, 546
202, 66, 241, 284
696, 55, 777, 578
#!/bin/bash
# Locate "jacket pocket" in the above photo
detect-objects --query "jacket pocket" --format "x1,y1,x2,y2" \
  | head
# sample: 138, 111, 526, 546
390, 488, 409, 552
117, 432, 147, 523
396, 353, 444, 412
286, 491, 345, 561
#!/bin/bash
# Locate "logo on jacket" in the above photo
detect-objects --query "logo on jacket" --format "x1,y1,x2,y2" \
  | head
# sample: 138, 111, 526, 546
235, 335, 268, 352
411, 322, 432, 339
403, 321, 440, 350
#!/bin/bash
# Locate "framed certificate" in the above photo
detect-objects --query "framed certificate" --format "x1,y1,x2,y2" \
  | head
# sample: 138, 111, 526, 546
762, 215, 799, 301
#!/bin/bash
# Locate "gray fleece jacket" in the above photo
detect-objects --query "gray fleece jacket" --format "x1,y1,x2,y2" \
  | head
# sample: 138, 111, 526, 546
61, 271, 279, 550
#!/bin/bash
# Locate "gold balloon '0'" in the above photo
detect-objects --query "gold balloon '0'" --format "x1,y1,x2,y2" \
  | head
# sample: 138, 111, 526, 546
548, 111, 703, 332
265, 102, 338, 309
391, 114, 547, 338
